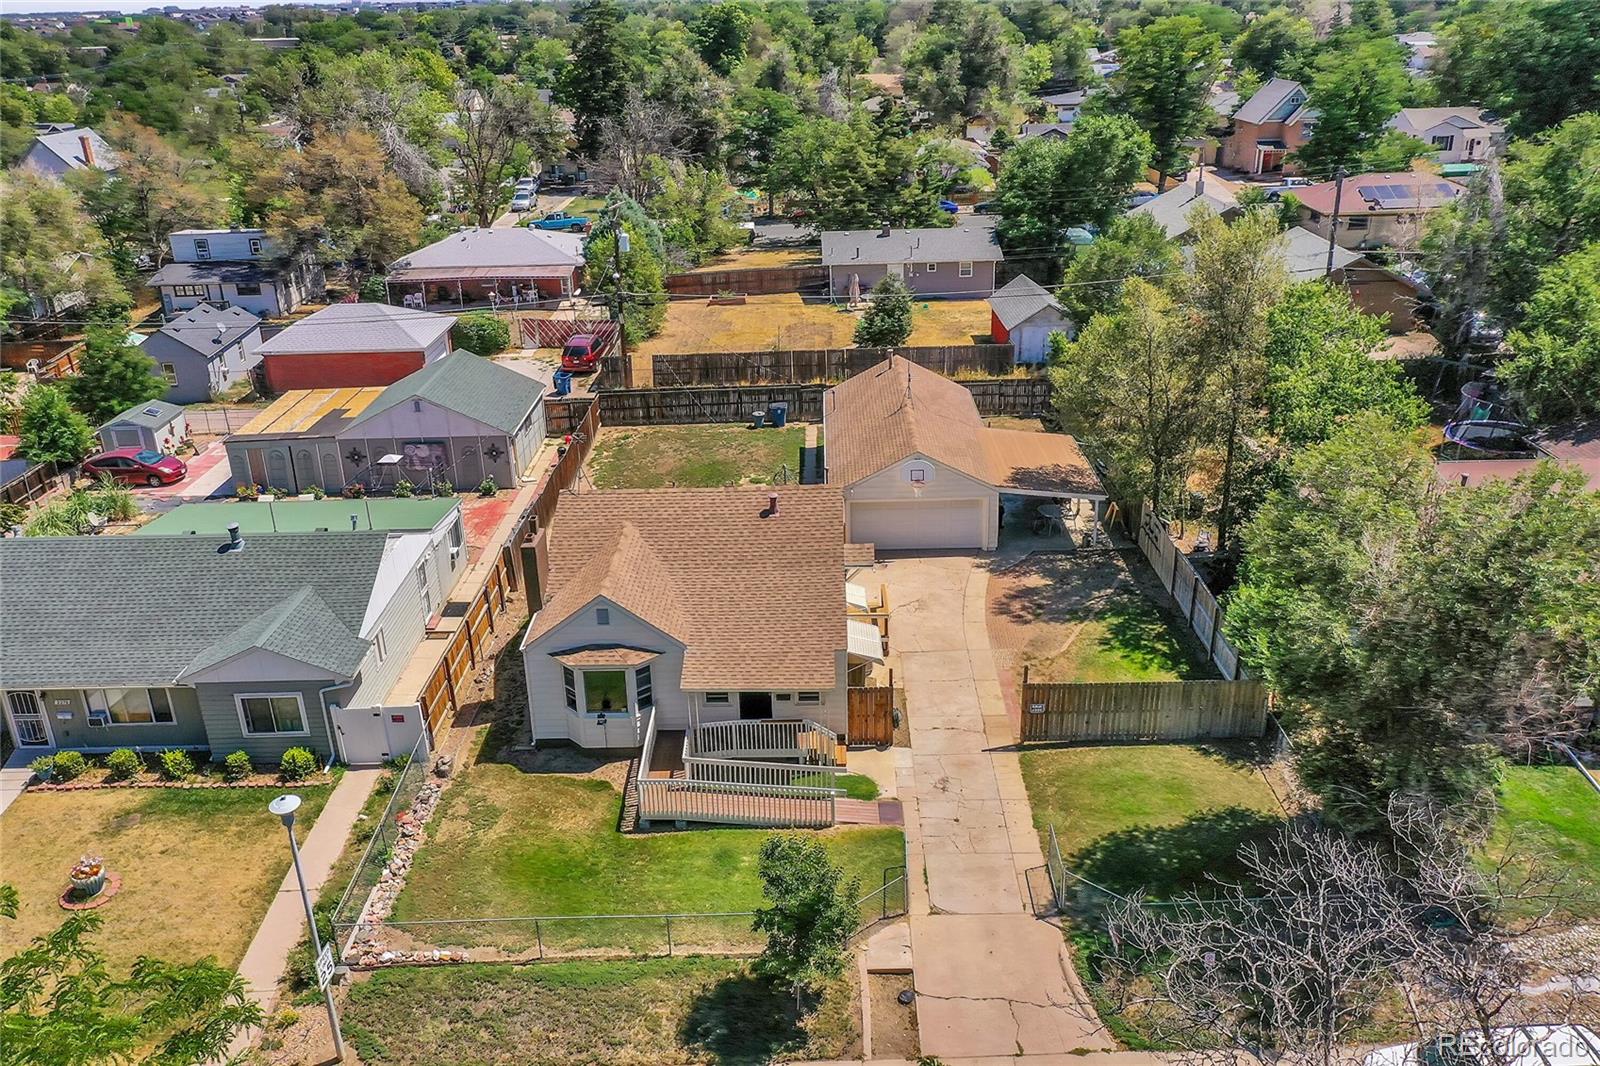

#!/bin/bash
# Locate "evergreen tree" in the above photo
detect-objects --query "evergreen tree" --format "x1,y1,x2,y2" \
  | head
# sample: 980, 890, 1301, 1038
1109, 16, 1223, 190
566, 0, 630, 160
854, 274, 914, 347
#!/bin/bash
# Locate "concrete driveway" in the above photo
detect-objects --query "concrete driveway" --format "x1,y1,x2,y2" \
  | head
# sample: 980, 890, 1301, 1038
874, 553, 1114, 1058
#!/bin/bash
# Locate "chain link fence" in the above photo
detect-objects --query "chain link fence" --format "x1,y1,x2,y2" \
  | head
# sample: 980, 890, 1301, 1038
330, 729, 433, 953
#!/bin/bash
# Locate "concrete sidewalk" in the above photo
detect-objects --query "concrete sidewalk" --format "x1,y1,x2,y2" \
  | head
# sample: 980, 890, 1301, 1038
878, 554, 1113, 1059
229, 768, 381, 1058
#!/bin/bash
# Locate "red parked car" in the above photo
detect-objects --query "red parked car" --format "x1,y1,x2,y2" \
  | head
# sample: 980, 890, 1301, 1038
81, 448, 187, 487
561, 334, 601, 372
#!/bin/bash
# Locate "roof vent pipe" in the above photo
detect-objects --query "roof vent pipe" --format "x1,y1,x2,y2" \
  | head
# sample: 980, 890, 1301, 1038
351, 513, 359, 530
880, 222, 891, 238
223, 522, 243, 552
767, 492, 779, 517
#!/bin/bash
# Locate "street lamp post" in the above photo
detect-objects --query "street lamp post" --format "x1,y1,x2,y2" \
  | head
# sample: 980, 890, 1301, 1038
269, 794, 345, 1061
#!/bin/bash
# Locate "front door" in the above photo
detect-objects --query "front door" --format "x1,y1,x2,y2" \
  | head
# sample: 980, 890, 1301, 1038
739, 692, 773, 720
5, 691, 52, 747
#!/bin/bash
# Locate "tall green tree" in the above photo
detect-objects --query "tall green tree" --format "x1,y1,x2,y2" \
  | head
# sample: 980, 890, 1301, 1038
1264, 282, 1428, 447
16, 384, 94, 465
0, 174, 130, 334
901, 4, 1021, 124
690, 2, 753, 76
752, 835, 860, 1008
1225, 418, 1600, 832
1186, 208, 1289, 550
1435, 0, 1600, 135
854, 273, 914, 347
1109, 15, 1224, 190
565, 0, 630, 160
994, 114, 1153, 252
1050, 278, 1211, 515
650, 162, 746, 268
1346, 0, 1396, 38
1055, 213, 1181, 323
586, 215, 667, 342
1499, 244, 1600, 422
68, 328, 168, 425
1231, 9, 1315, 81
0, 903, 262, 1065
448, 83, 563, 227
1291, 42, 1409, 178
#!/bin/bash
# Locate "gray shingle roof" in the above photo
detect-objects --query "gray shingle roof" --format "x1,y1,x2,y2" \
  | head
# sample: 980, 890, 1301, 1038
346, 350, 545, 436
989, 275, 1067, 330
1233, 78, 1306, 125
154, 303, 261, 359
105, 399, 186, 429
1129, 182, 1240, 239
821, 224, 1003, 267
147, 260, 271, 287
27, 126, 116, 171
257, 302, 456, 356
0, 532, 391, 688
388, 227, 585, 272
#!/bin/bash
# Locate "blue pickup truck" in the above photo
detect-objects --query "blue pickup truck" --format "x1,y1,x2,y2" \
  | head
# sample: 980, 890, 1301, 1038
529, 211, 591, 233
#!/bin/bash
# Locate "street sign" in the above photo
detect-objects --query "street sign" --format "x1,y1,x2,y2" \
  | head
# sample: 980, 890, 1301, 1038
315, 943, 335, 991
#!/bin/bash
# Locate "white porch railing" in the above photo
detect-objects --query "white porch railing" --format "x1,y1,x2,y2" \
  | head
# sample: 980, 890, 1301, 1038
637, 777, 838, 829
687, 718, 841, 765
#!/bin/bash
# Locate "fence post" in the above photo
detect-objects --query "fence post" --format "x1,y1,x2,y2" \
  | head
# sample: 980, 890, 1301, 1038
665, 916, 673, 957
535, 919, 544, 960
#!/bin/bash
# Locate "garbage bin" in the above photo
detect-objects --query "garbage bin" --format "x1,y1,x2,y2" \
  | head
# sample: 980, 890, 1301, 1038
767, 402, 789, 428
552, 370, 572, 397
751, 409, 767, 429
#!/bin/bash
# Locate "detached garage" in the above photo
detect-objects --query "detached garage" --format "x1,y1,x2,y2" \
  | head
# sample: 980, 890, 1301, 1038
822, 356, 1104, 552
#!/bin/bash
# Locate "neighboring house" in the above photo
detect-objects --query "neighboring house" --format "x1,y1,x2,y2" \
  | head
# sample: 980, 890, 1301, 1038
1295, 172, 1465, 251
18, 252, 102, 322
137, 496, 466, 540
1436, 420, 1600, 493
988, 275, 1075, 363
0, 525, 461, 765
1039, 87, 1098, 124
385, 228, 585, 310
1274, 226, 1422, 332
823, 355, 1105, 550
99, 400, 187, 454
1129, 171, 1242, 240
1217, 78, 1316, 176
964, 114, 998, 143
256, 303, 455, 392
140, 304, 263, 403
1387, 108, 1505, 164
1395, 32, 1438, 73
147, 228, 324, 318
1087, 47, 1120, 78
1017, 123, 1075, 141
521, 485, 886, 752
16, 124, 116, 179
224, 351, 548, 495
821, 224, 1004, 298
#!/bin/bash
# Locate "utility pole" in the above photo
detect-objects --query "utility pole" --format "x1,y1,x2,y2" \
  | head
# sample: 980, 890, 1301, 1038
608, 207, 632, 388
1324, 166, 1347, 277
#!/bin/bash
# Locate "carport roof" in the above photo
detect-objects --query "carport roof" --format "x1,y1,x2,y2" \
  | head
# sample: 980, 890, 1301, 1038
979, 427, 1104, 498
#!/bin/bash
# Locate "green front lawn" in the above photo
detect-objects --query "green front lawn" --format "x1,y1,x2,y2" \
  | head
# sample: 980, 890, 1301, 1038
343, 957, 859, 1065
393, 763, 903, 926
794, 772, 880, 800
587, 424, 806, 489
1, 784, 333, 973
1037, 591, 1215, 684
1020, 743, 1285, 900
1487, 763, 1600, 917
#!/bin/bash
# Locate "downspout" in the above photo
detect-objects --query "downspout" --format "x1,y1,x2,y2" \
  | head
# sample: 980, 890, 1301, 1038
318, 679, 355, 770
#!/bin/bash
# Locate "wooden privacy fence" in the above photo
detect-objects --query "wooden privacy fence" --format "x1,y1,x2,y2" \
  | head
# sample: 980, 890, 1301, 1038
652, 344, 1019, 387
531, 396, 601, 534
557, 378, 1052, 429
418, 547, 516, 734
520, 318, 617, 350
847, 687, 895, 746
1, 460, 65, 507
664, 265, 827, 297
185, 407, 265, 435
1135, 502, 1244, 679
1019, 679, 1268, 743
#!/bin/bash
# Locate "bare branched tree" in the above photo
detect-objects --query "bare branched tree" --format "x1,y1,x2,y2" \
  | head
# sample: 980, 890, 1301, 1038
589, 88, 688, 203
451, 84, 563, 228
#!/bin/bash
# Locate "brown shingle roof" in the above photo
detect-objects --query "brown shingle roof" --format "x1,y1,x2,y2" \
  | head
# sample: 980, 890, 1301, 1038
979, 427, 1104, 497
526, 487, 847, 689
823, 356, 992, 486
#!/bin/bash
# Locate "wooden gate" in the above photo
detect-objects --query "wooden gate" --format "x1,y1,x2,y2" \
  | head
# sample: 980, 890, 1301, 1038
847, 687, 895, 746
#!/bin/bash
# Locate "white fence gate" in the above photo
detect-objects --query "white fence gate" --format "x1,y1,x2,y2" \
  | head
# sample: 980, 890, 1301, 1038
1136, 503, 1245, 680
334, 704, 425, 766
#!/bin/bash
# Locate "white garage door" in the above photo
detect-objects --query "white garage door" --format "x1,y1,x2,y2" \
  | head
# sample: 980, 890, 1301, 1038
849, 499, 986, 550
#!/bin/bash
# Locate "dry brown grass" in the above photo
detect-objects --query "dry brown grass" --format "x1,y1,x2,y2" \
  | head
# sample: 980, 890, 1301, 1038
637, 293, 994, 356
0, 784, 332, 972
685, 246, 821, 272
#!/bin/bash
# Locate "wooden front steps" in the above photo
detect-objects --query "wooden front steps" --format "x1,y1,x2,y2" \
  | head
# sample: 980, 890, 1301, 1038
835, 799, 905, 826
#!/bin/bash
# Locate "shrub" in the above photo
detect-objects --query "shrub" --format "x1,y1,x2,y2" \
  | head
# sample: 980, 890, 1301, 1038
343, 481, 366, 499
853, 273, 914, 347
453, 312, 510, 356
358, 274, 389, 302
51, 751, 89, 782
236, 482, 259, 500
309, 484, 327, 500
478, 476, 498, 497
280, 747, 318, 781
430, 479, 455, 497
28, 755, 53, 778
104, 748, 143, 781
393, 478, 414, 498
222, 750, 253, 782
158, 749, 194, 781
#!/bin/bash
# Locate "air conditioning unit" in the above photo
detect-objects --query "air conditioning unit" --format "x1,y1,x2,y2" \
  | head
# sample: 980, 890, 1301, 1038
86, 708, 110, 727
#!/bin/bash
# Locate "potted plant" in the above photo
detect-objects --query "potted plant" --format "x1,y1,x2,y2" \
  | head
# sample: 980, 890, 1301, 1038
235, 482, 259, 501
69, 855, 107, 899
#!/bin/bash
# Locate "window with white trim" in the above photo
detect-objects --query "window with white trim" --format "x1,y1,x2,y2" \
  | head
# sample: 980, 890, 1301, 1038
248, 237, 263, 256
171, 284, 207, 298
194, 238, 211, 260
925, 261, 937, 272
87, 688, 175, 725
958, 261, 974, 278
1431, 134, 1455, 151
161, 363, 178, 384
704, 692, 730, 705
584, 670, 626, 714
634, 665, 654, 711
797, 691, 821, 705
562, 667, 578, 711
237, 693, 307, 735
374, 629, 388, 663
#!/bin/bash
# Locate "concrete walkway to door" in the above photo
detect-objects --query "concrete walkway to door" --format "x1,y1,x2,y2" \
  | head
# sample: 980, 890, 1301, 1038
877, 554, 1113, 1059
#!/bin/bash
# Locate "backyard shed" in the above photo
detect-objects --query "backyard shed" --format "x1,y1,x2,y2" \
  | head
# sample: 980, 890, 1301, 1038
988, 275, 1074, 363
99, 400, 188, 454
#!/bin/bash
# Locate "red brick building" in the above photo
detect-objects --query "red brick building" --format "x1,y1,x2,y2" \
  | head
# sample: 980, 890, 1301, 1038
257, 303, 456, 393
